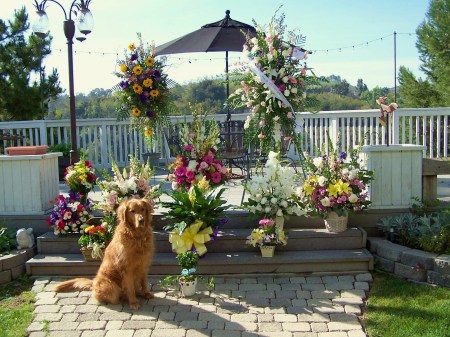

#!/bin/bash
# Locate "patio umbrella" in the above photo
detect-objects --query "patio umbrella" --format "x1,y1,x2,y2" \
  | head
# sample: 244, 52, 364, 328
155, 9, 256, 122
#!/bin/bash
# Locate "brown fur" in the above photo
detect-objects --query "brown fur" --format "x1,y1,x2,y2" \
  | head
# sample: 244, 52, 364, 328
54, 198, 155, 309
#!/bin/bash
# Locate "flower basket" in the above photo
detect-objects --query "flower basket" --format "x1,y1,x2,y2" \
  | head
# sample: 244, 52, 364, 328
260, 245, 275, 258
324, 211, 348, 233
179, 277, 197, 297
80, 247, 105, 262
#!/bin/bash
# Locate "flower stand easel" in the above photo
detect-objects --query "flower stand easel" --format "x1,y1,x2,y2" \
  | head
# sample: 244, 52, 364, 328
260, 246, 275, 258
324, 211, 348, 233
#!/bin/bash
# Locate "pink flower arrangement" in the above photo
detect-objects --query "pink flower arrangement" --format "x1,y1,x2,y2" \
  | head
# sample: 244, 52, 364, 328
168, 109, 230, 190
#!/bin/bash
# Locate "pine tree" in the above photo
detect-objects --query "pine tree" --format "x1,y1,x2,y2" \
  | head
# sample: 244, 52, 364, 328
0, 7, 62, 121
398, 0, 450, 107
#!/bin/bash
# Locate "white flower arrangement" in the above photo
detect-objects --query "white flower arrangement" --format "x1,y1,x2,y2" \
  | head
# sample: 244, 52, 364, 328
95, 155, 161, 215
242, 151, 305, 219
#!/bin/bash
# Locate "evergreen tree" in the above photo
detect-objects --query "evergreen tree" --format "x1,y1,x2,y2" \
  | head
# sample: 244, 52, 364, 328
0, 7, 62, 121
398, 0, 450, 107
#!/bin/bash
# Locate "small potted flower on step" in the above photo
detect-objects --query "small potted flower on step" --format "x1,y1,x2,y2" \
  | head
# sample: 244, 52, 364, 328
177, 251, 199, 296
246, 218, 288, 257
78, 216, 114, 262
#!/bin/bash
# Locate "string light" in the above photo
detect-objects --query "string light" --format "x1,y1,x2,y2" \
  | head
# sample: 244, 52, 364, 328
49, 32, 415, 61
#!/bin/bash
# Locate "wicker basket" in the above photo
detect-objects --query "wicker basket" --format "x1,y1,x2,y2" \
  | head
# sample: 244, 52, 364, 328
324, 211, 348, 233
80, 247, 104, 262
260, 246, 275, 257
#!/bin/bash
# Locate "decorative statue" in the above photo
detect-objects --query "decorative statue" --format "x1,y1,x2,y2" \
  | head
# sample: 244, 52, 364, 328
16, 228, 35, 249
376, 96, 398, 127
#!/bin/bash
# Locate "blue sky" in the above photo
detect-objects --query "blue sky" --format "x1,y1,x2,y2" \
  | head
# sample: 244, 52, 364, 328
3, 0, 430, 94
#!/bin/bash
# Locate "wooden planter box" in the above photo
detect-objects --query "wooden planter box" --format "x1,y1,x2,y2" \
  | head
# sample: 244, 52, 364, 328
0, 153, 59, 214
362, 145, 426, 209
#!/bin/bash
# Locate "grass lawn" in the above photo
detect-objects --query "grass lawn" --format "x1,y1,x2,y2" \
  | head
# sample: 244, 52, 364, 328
0, 275, 35, 337
364, 272, 450, 337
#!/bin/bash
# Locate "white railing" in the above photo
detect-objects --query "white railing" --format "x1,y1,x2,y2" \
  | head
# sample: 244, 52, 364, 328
1, 107, 449, 169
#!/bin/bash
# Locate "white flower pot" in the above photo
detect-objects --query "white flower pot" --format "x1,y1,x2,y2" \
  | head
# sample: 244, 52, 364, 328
179, 278, 197, 297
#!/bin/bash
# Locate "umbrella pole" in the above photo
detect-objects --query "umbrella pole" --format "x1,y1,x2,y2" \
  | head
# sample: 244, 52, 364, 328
225, 50, 233, 170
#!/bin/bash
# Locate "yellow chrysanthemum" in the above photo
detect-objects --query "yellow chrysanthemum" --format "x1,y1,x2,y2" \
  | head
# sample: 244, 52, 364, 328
143, 78, 153, 87
133, 84, 143, 94
128, 43, 135, 51
150, 89, 159, 97
145, 57, 155, 67
132, 107, 141, 116
120, 64, 127, 72
133, 65, 143, 75
144, 129, 154, 137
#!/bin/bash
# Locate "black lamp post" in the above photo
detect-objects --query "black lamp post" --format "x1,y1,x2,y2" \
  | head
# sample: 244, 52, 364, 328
32, 0, 94, 165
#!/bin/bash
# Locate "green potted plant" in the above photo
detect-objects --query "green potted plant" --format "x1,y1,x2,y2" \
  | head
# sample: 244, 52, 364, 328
47, 143, 71, 180
159, 250, 214, 297
176, 250, 199, 296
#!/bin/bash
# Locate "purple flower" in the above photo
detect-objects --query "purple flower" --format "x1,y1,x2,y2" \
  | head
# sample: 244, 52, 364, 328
210, 226, 220, 240
146, 110, 155, 118
130, 53, 138, 61
119, 81, 129, 89
340, 152, 347, 160
153, 70, 161, 79
139, 93, 149, 103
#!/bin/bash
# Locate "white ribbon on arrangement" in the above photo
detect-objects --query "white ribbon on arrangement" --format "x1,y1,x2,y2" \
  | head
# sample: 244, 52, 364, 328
247, 61, 294, 113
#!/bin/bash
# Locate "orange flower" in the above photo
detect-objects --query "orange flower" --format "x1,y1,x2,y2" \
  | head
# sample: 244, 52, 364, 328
150, 89, 159, 97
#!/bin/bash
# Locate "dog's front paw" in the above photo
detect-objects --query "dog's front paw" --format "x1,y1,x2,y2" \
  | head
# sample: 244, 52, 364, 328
129, 300, 141, 310
142, 292, 154, 299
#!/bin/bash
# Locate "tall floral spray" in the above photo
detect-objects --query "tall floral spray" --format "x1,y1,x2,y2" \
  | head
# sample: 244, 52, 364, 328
116, 33, 175, 147
229, 10, 319, 156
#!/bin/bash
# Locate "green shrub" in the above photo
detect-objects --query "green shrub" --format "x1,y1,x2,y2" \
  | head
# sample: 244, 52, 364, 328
377, 204, 450, 254
47, 143, 71, 157
0, 228, 17, 255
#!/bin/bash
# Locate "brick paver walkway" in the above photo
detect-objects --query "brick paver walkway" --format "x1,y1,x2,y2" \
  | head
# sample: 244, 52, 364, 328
27, 273, 371, 337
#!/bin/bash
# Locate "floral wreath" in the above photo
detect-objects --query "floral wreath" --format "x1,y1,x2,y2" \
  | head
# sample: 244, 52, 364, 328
116, 33, 174, 140
229, 10, 319, 156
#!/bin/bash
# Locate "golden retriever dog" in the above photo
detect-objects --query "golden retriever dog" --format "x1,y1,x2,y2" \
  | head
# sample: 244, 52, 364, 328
54, 198, 155, 309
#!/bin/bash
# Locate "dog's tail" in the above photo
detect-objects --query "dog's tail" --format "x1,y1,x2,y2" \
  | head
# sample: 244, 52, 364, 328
54, 278, 93, 292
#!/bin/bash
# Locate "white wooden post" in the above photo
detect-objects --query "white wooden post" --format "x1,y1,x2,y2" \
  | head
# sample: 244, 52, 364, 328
362, 145, 425, 209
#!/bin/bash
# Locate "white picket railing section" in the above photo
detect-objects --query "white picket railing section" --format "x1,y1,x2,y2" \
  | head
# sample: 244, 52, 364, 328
1, 107, 449, 169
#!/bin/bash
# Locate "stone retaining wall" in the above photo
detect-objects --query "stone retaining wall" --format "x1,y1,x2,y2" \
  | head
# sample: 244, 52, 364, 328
367, 237, 449, 287
0, 247, 35, 284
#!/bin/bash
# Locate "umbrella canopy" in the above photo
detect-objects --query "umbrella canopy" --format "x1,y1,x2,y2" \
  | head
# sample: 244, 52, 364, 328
155, 10, 256, 55
155, 10, 256, 121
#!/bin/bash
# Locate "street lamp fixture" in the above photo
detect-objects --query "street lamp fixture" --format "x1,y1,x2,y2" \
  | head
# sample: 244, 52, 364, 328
32, 0, 94, 165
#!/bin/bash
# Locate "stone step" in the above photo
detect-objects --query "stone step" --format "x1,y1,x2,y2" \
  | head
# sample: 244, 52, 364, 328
26, 249, 374, 277
37, 227, 367, 254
